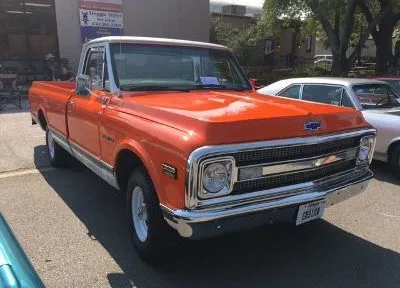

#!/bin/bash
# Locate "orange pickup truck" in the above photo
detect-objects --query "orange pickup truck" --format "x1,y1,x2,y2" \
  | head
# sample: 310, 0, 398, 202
30, 36, 376, 261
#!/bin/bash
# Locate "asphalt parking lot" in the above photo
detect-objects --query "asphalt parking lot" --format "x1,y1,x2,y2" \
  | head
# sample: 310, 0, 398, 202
1, 107, 400, 288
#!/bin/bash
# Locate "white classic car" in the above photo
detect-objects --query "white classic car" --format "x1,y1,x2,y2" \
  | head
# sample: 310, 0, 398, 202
258, 78, 400, 173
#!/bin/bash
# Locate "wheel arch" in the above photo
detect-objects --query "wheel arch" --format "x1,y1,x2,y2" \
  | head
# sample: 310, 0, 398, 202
37, 107, 48, 131
114, 141, 160, 199
387, 138, 400, 161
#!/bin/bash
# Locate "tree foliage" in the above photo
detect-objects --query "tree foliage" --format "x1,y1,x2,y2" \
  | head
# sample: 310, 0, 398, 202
357, 0, 400, 74
264, 0, 389, 75
263, 0, 400, 75
209, 17, 270, 66
211, 0, 400, 75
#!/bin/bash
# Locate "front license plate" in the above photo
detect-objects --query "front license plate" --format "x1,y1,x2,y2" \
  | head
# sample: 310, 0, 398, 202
296, 200, 325, 226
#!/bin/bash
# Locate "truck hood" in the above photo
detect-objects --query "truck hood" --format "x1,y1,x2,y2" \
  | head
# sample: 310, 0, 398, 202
117, 91, 369, 145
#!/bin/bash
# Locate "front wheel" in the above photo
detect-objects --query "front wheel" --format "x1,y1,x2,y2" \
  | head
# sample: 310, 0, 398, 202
126, 167, 177, 262
46, 128, 70, 167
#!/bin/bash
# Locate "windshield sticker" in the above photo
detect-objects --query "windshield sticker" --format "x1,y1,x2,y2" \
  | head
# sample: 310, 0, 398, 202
200, 77, 220, 86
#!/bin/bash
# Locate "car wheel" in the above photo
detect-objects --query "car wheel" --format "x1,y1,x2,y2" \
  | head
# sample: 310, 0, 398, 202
126, 166, 177, 262
390, 144, 400, 174
46, 128, 70, 167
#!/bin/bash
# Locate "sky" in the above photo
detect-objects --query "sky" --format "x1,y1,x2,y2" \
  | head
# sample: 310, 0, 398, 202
212, 0, 264, 8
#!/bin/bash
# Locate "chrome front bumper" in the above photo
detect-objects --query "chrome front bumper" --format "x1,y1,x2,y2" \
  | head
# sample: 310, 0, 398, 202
161, 169, 372, 239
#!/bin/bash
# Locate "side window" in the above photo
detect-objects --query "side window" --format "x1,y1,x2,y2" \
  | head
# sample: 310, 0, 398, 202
279, 85, 301, 99
83, 47, 105, 91
302, 85, 343, 105
341, 90, 354, 108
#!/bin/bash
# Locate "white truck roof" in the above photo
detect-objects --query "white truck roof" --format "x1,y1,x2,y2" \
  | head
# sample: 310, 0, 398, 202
86, 36, 231, 51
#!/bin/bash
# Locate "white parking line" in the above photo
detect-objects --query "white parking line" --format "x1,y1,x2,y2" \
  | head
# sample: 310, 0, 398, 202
0, 167, 56, 179
379, 212, 400, 219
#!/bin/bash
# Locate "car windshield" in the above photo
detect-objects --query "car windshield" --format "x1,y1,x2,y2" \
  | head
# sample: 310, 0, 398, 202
352, 84, 400, 109
384, 79, 400, 94
110, 43, 251, 91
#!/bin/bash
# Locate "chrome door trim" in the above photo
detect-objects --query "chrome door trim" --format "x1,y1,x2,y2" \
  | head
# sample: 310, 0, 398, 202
277, 83, 302, 99
48, 127, 73, 155
69, 141, 113, 173
69, 141, 119, 190
345, 85, 364, 110
299, 83, 346, 101
47, 127, 119, 190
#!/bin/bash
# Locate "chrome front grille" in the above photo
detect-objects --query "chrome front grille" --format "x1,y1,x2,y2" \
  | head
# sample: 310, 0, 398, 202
185, 129, 376, 209
232, 160, 356, 195
230, 136, 361, 166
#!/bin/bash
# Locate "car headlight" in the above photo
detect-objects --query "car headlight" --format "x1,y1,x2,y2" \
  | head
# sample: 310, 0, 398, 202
199, 157, 234, 199
357, 135, 375, 165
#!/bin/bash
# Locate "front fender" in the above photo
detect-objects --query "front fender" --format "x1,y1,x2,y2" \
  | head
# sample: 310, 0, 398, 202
113, 138, 160, 196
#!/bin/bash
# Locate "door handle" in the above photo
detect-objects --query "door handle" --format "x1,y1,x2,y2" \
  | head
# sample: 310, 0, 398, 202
67, 101, 75, 107
101, 97, 109, 105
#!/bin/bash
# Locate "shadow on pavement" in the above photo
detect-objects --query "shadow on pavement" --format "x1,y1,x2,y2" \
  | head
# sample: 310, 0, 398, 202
34, 147, 400, 288
33, 146, 51, 170
371, 161, 400, 186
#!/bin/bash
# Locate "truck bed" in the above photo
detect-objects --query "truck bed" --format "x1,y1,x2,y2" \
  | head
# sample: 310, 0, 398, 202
29, 81, 75, 137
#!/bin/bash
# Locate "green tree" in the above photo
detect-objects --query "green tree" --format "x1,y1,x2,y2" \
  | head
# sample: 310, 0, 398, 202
209, 18, 269, 66
358, 0, 400, 75
264, 0, 390, 76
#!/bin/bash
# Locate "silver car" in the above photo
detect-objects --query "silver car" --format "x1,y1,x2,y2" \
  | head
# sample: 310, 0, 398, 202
258, 77, 400, 172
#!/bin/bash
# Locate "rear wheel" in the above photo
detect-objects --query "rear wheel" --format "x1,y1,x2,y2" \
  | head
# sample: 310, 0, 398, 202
46, 128, 70, 167
389, 144, 400, 175
126, 166, 177, 262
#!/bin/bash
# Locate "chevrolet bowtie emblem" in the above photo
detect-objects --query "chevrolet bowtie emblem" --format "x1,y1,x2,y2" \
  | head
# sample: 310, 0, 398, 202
304, 121, 321, 131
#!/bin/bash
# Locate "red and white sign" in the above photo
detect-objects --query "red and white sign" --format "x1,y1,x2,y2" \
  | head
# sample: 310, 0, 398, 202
80, 9, 123, 29
80, 0, 122, 12
79, 0, 124, 42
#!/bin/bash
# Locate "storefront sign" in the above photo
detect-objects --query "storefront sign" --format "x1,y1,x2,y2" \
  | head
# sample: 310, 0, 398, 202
79, 0, 124, 43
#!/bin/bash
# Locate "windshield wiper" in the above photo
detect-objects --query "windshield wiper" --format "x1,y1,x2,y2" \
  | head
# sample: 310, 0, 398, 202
123, 85, 190, 92
191, 84, 247, 92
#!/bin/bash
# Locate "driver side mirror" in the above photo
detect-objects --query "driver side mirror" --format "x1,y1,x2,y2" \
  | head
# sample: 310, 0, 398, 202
76, 74, 91, 96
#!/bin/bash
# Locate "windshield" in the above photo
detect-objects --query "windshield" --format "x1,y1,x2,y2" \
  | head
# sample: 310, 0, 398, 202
110, 43, 251, 91
352, 84, 400, 109
384, 80, 400, 94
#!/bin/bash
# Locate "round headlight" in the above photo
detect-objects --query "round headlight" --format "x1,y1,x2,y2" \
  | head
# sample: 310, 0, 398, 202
358, 136, 374, 164
358, 147, 369, 162
202, 163, 229, 193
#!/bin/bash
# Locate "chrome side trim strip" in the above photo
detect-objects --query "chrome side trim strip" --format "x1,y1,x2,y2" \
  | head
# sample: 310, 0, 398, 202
238, 148, 358, 181
69, 142, 119, 190
48, 128, 73, 155
47, 127, 119, 190
186, 128, 376, 209
69, 141, 113, 173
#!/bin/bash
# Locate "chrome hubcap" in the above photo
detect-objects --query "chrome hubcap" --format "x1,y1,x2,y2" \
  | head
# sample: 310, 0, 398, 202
47, 131, 55, 159
132, 186, 148, 242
